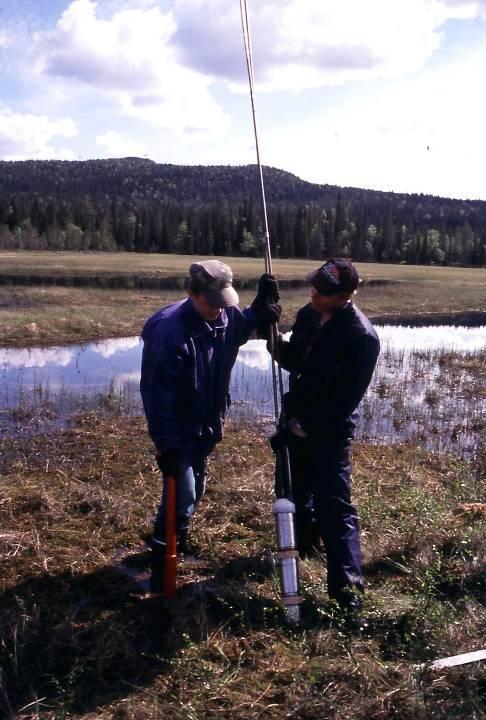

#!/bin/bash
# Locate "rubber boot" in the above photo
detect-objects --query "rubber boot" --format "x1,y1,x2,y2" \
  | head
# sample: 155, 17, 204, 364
294, 516, 322, 559
177, 529, 199, 562
177, 529, 187, 555
334, 586, 369, 634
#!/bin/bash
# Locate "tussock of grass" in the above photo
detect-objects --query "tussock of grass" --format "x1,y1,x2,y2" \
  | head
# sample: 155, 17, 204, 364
1, 416, 485, 719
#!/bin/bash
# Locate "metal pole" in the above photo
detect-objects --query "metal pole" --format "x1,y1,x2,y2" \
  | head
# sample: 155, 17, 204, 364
239, 0, 302, 621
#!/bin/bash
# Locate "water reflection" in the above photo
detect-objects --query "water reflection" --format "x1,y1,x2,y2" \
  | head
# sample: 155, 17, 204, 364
1, 326, 485, 456
374, 325, 486, 353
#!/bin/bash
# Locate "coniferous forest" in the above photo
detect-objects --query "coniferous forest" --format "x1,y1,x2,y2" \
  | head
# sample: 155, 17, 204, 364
0, 157, 485, 266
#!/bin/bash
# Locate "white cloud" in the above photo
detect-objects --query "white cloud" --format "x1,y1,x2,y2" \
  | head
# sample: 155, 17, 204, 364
92, 337, 141, 358
260, 42, 486, 199
440, 0, 486, 18
0, 31, 9, 48
35, 0, 230, 136
3, 0, 486, 196
0, 347, 75, 369
37, 0, 173, 91
0, 106, 77, 160
172, 0, 446, 91
96, 130, 146, 157
26, 0, 486, 148
172, 0, 486, 91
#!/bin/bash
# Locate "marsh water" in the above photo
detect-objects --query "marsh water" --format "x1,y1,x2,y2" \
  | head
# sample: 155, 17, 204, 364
1, 326, 485, 456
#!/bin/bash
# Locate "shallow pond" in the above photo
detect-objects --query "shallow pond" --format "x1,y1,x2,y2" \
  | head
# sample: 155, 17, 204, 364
1, 326, 485, 456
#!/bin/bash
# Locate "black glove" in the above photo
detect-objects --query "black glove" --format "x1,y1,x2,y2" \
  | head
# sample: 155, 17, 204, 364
269, 427, 287, 454
254, 273, 280, 305
251, 274, 281, 338
156, 448, 180, 476
255, 303, 282, 338
258, 303, 281, 324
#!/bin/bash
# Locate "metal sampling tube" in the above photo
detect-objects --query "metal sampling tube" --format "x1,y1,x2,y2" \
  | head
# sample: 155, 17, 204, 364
273, 498, 302, 622
240, 0, 302, 622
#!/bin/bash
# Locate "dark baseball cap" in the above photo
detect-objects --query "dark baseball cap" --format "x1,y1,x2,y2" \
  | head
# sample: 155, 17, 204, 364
306, 258, 360, 296
189, 259, 239, 307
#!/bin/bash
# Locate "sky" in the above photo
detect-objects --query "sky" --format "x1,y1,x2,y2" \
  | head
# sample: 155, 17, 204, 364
1, 0, 486, 200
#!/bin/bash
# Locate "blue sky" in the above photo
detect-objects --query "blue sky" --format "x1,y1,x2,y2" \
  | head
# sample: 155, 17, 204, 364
1, 0, 486, 199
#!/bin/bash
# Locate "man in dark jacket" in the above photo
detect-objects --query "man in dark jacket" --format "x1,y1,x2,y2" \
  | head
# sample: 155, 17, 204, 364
140, 259, 277, 591
271, 258, 380, 627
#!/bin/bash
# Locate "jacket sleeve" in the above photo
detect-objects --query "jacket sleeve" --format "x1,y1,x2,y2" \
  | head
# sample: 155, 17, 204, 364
140, 327, 184, 451
232, 305, 258, 346
269, 306, 308, 371
299, 333, 380, 436
274, 333, 298, 371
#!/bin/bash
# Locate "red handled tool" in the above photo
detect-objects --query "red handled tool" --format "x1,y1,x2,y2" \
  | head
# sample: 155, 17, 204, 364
163, 474, 177, 598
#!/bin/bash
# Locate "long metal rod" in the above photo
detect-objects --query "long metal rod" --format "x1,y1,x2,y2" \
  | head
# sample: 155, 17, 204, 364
239, 0, 292, 499
240, 0, 271, 272
240, 3, 302, 621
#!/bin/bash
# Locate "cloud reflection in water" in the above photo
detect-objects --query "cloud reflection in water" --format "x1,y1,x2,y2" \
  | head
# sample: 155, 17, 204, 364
1, 326, 484, 455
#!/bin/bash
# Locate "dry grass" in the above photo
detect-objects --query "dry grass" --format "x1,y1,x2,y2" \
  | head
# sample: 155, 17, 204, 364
1, 250, 485, 283
1, 414, 484, 719
1, 275, 485, 348
1, 251, 485, 348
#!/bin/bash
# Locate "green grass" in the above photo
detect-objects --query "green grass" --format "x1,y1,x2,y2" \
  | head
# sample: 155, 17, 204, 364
0, 252, 485, 347
1, 413, 485, 719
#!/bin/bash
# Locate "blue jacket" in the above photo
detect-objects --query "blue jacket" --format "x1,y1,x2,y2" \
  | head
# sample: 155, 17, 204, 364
278, 301, 380, 438
140, 298, 256, 453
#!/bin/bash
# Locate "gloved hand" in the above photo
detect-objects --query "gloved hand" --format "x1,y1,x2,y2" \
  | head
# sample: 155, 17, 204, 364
258, 303, 281, 324
266, 330, 284, 356
288, 417, 308, 438
251, 274, 281, 338
269, 427, 287, 454
255, 303, 282, 338
253, 273, 280, 306
156, 448, 180, 476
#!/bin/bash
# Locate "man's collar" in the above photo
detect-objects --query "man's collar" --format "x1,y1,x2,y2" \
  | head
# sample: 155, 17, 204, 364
335, 299, 353, 315
327, 300, 354, 324
182, 298, 228, 336
316, 300, 353, 327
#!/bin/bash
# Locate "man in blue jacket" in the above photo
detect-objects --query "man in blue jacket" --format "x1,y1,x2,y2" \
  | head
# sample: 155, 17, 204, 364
271, 258, 380, 629
140, 259, 277, 592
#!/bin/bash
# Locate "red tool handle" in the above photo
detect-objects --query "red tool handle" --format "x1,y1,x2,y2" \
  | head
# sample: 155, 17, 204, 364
163, 474, 177, 598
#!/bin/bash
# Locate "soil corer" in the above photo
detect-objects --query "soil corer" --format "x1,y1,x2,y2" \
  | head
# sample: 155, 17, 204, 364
239, 0, 303, 621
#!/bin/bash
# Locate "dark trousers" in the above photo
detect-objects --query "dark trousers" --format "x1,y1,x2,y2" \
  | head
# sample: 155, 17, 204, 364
288, 434, 363, 600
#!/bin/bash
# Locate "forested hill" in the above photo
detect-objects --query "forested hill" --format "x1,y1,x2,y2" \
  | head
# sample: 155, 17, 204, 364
0, 158, 484, 266
0, 158, 329, 203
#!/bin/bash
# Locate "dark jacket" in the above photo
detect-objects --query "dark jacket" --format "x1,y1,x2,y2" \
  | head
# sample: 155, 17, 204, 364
278, 301, 380, 438
140, 298, 255, 453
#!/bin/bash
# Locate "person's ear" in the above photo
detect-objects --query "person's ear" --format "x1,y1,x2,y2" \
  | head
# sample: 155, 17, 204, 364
338, 292, 352, 303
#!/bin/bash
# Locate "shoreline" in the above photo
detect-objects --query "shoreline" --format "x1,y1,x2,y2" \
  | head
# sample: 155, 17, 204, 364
1, 309, 485, 350
368, 309, 486, 328
0, 272, 404, 291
